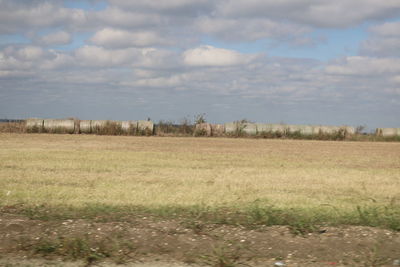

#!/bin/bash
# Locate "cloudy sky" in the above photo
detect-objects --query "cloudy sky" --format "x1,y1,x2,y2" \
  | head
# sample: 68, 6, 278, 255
1, 0, 399, 129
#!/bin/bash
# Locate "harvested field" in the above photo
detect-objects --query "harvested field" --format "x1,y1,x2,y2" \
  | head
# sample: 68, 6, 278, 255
1, 134, 400, 266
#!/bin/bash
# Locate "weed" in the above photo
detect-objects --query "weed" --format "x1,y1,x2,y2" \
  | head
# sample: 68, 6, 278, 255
156, 120, 195, 136
92, 121, 124, 135
362, 242, 391, 267
201, 242, 250, 267
26, 124, 41, 133
194, 128, 207, 137
195, 113, 206, 124
355, 204, 400, 231
33, 234, 133, 265
35, 239, 59, 254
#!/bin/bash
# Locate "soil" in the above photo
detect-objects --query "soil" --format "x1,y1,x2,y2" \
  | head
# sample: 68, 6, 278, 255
0, 213, 399, 267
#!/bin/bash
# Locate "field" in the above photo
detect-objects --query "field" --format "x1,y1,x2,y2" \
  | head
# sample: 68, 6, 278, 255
1, 133, 400, 266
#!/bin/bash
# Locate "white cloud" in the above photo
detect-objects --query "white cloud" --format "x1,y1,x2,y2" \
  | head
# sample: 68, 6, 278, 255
13, 46, 44, 61
74, 45, 179, 68
369, 21, 400, 37
108, 0, 213, 13
183, 45, 255, 66
218, 0, 400, 28
90, 28, 168, 48
325, 56, 400, 75
196, 17, 310, 42
88, 7, 163, 28
37, 31, 72, 46
361, 38, 400, 58
0, 45, 74, 72
75, 45, 136, 67
0, 1, 86, 34
361, 21, 400, 57
127, 74, 187, 88
392, 75, 400, 84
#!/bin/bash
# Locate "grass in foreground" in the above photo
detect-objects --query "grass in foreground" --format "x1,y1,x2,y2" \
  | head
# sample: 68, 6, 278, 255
1, 133, 400, 230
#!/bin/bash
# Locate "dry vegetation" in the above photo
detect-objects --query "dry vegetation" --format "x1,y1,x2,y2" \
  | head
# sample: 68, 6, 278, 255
1, 133, 399, 214
1, 133, 400, 266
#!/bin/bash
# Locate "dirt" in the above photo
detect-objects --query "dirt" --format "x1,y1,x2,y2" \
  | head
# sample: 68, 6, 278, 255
0, 213, 399, 266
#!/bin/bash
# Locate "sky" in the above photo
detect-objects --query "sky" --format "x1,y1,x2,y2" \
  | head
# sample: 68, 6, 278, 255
0, 0, 399, 130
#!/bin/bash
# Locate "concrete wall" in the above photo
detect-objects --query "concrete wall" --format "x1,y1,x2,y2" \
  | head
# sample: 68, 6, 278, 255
137, 120, 154, 133
342, 126, 355, 135
313, 126, 340, 134
43, 119, 75, 133
377, 128, 399, 137
91, 120, 108, 134
195, 123, 212, 136
91, 120, 108, 129
25, 118, 44, 132
287, 125, 299, 133
301, 125, 314, 135
256, 123, 270, 133
25, 117, 400, 138
224, 122, 237, 134
256, 123, 287, 134
330, 126, 341, 134
270, 124, 287, 133
210, 124, 225, 136
224, 122, 257, 135
242, 123, 257, 135
286, 125, 314, 135
121, 120, 137, 134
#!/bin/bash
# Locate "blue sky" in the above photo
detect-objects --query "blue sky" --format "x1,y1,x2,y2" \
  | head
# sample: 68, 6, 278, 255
1, 0, 399, 129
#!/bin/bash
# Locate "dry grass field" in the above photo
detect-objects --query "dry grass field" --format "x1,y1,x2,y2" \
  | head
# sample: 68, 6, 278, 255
1, 133, 400, 266
1, 133, 399, 214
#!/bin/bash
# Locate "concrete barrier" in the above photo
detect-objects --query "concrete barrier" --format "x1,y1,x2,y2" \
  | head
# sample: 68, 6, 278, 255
377, 128, 399, 137
121, 120, 138, 134
25, 118, 44, 132
301, 125, 314, 135
312, 126, 322, 135
342, 126, 355, 135
210, 124, 225, 136
287, 125, 301, 133
286, 125, 314, 135
270, 124, 287, 133
224, 122, 257, 135
315, 126, 339, 134
195, 123, 212, 136
256, 123, 270, 133
138, 120, 154, 134
43, 119, 75, 134
224, 122, 237, 134
242, 123, 257, 135
79, 120, 91, 134
91, 120, 108, 134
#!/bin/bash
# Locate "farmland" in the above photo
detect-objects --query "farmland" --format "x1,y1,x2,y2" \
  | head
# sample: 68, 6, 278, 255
1, 133, 400, 266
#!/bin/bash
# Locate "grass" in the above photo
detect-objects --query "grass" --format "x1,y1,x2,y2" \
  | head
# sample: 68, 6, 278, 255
1, 133, 400, 230
33, 235, 130, 265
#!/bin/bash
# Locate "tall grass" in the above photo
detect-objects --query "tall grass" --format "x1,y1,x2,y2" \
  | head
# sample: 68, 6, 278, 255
92, 121, 124, 135
0, 121, 25, 133
155, 120, 194, 136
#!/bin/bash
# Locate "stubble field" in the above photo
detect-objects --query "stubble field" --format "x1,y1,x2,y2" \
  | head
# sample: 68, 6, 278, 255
1, 133, 400, 266
1, 134, 399, 211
